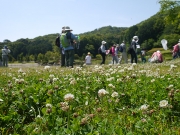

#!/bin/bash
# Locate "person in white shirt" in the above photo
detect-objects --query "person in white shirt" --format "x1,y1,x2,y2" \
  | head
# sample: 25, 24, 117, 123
85, 52, 91, 65
1, 45, 11, 67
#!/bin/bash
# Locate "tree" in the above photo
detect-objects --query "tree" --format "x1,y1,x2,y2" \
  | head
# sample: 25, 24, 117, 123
158, 0, 180, 30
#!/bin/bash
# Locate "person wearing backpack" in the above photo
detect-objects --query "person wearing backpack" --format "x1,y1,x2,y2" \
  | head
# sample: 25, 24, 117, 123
1, 45, 11, 67
100, 41, 107, 65
110, 44, 118, 64
172, 39, 180, 59
60, 26, 78, 68
130, 36, 138, 63
119, 41, 128, 64
172, 43, 179, 59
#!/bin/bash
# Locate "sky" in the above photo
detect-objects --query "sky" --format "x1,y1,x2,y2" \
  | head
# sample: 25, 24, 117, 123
0, 0, 161, 42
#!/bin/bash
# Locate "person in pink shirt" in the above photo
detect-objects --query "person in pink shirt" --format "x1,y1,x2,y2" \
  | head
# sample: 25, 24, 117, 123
150, 50, 163, 63
110, 44, 118, 64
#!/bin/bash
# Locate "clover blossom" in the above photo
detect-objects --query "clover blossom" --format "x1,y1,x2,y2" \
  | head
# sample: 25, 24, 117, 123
159, 100, 168, 108
64, 93, 74, 102
111, 92, 119, 98
98, 89, 109, 97
140, 104, 149, 111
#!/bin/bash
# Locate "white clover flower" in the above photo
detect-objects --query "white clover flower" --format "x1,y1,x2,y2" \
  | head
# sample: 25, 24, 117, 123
64, 93, 74, 101
53, 78, 59, 82
117, 78, 122, 82
108, 84, 115, 88
105, 73, 110, 76
46, 103, 52, 108
128, 67, 133, 71
168, 85, 173, 88
98, 89, 109, 97
151, 79, 155, 83
159, 100, 168, 108
170, 64, 177, 69
44, 66, 50, 69
70, 80, 76, 85
111, 92, 119, 98
22, 72, 26, 76
49, 74, 55, 78
140, 104, 149, 111
132, 63, 137, 66
0, 99, 3, 102
18, 68, 23, 73
37, 115, 41, 118
15, 79, 20, 83
20, 79, 24, 82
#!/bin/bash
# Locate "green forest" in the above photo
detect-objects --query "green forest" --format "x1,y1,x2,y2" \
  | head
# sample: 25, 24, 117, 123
0, 0, 180, 64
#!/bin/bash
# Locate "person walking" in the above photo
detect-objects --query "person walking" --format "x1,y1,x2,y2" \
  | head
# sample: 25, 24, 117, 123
111, 44, 118, 64
85, 52, 92, 65
119, 41, 128, 64
60, 26, 78, 68
1, 45, 11, 67
130, 36, 138, 63
100, 41, 107, 65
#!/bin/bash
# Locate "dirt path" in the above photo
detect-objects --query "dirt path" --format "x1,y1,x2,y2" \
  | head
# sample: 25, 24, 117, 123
8, 63, 39, 68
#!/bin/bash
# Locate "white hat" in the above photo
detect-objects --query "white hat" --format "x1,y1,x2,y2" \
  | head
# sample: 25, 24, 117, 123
62, 26, 73, 31
157, 50, 160, 53
133, 36, 138, 40
102, 41, 106, 44
178, 39, 180, 43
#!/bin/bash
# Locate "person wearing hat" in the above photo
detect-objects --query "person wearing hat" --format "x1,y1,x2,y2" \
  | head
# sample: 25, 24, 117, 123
85, 52, 91, 65
1, 45, 11, 67
129, 36, 138, 63
100, 41, 107, 64
61, 26, 78, 68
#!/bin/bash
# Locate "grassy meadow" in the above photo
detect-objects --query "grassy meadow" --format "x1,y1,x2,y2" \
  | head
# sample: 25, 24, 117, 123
0, 58, 180, 135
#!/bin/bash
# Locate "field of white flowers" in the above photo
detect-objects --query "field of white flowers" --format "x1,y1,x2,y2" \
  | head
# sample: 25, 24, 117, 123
0, 60, 180, 135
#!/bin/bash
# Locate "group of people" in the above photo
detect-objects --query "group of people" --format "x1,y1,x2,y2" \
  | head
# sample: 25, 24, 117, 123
1, 28, 180, 67
55, 26, 79, 68
99, 36, 146, 65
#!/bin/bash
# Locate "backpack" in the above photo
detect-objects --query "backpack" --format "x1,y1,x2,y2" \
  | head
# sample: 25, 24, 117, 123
109, 47, 113, 54
98, 47, 102, 54
55, 36, 60, 47
174, 44, 179, 52
60, 33, 71, 48
127, 46, 133, 54
119, 45, 123, 52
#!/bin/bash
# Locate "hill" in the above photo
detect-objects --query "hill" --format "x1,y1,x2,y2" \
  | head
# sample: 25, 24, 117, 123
0, 10, 180, 62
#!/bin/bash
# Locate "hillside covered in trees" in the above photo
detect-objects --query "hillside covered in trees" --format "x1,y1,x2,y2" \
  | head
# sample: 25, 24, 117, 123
0, 1, 180, 63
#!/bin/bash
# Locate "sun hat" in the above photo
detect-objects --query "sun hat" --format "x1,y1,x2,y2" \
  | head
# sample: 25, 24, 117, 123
133, 36, 138, 40
88, 52, 91, 55
102, 41, 106, 44
62, 26, 73, 31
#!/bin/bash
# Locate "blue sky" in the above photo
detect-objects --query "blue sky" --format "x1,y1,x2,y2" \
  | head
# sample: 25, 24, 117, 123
0, 0, 160, 42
